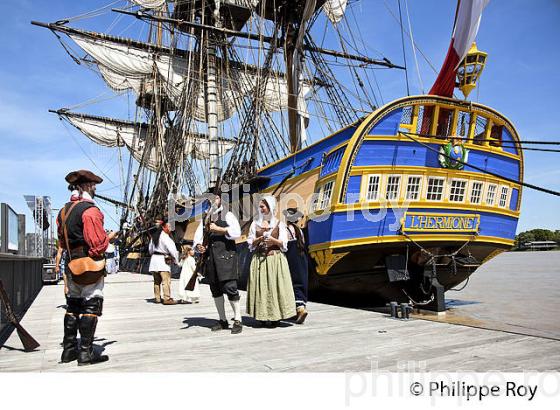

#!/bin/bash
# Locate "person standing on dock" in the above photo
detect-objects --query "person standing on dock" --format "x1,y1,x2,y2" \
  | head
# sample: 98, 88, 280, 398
283, 207, 309, 324
193, 192, 243, 334
246, 196, 296, 327
148, 219, 180, 305
105, 233, 118, 274
178, 245, 200, 304
57, 169, 117, 366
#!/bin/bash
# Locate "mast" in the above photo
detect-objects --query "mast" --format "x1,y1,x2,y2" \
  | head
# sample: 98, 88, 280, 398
285, 23, 301, 153
32, 0, 409, 222
205, 1, 222, 191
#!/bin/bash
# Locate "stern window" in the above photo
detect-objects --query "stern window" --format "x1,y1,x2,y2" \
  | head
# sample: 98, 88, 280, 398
319, 181, 334, 210
499, 186, 509, 207
405, 176, 422, 200
486, 184, 497, 205
426, 177, 446, 201
385, 176, 402, 201
366, 175, 381, 201
470, 181, 483, 204
449, 180, 467, 202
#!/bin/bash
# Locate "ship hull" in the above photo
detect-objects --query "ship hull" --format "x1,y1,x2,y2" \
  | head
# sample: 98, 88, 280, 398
306, 240, 506, 307
177, 95, 523, 311
252, 95, 523, 311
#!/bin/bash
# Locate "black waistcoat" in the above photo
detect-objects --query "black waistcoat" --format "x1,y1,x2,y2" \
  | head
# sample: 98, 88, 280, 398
205, 212, 238, 283
57, 201, 96, 258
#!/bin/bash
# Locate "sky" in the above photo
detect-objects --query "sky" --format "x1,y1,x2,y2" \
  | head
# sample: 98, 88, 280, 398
0, 0, 559, 235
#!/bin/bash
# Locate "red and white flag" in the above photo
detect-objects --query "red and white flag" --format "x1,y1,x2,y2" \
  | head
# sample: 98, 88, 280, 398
429, 0, 490, 97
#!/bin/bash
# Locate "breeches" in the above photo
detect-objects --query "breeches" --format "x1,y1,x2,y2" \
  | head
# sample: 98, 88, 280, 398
67, 275, 104, 300
65, 276, 104, 317
210, 279, 239, 301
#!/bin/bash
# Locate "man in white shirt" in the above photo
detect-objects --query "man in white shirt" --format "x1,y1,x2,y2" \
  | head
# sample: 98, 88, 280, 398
148, 219, 180, 305
193, 193, 242, 334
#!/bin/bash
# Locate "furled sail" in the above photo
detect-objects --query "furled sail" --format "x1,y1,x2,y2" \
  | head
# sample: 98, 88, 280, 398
185, 135, 237, 161
60, 111, 141, 147
120, 130, 237, 171
156, 54, 313, 122
69, 34, 154, 77
129, 0, 167, 9
67, 31, 313, 123
117, 126, 160, 172
155, 55, 243, 122
56, 110, 237, 171
323, 0, 348, 24
98, 64, 152, 94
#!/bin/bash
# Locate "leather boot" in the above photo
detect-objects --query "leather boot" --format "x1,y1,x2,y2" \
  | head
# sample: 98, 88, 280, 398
77, 314, 109, 366
60, 313, 79, 363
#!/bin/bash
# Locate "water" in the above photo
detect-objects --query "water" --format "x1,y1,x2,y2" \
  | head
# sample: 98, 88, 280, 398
423, 251, 560, 340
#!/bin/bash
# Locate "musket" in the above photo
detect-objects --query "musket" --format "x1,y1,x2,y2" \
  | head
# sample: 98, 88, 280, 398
0, 280, 40, 352
185, 203, 216, 291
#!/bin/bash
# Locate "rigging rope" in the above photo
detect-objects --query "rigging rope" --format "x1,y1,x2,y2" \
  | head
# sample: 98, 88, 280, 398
383, 0, 439, 74
404, 0, 425, 94
61, 120, 117, 185
397, 0, 410, 96
402, 131, 560, 145
399, 131, 560, 197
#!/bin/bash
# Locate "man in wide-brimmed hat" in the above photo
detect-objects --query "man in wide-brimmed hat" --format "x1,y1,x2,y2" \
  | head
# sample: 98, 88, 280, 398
283, 207, 309, 324
56, 169, 117, 366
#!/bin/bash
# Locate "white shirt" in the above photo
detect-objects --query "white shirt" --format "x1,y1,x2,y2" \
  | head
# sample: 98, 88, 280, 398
193, 210, 241, 248
247, 220, 289, 253
148, 230, 180, 272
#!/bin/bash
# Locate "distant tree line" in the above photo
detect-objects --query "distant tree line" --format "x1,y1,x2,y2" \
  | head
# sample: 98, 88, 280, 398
514, 229, 560, 250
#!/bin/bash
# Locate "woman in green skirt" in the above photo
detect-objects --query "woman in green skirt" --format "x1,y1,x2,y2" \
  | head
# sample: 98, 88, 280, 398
246, 195, 296, 327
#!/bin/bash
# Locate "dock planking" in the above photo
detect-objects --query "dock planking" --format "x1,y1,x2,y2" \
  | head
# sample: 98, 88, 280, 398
1, 253, 560, 372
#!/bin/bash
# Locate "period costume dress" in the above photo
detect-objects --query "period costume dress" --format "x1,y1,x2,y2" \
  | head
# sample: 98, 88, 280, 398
56, 170, 110, 366
246, 196, 296, 322
148, 228, 180, 304
178, 255, 199, 303
193, 202, 242, 333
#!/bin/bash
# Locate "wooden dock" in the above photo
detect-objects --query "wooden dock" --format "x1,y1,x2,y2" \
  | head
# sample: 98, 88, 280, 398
1, 256, 560, 372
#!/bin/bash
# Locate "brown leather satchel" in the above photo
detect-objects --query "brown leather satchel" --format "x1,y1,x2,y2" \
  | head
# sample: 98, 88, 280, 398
62, 202, 106, 286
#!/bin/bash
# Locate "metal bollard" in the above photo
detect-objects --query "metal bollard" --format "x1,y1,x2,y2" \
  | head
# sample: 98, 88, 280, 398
389, 301, 399, 318
400, 303, 412, 320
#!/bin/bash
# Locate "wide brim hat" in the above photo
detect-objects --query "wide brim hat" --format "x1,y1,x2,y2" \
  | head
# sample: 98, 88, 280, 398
282, 207, 304, 222
65, 169, 103, 185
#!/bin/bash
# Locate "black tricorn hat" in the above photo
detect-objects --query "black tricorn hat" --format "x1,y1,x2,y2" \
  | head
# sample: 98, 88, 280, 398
65, 169, 103, 185
283, 207, 304, 222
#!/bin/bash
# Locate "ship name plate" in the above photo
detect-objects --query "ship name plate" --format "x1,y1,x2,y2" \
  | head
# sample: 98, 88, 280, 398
403, 212, 480, 233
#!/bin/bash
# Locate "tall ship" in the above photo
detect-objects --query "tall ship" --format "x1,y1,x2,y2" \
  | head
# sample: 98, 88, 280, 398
33, 0, 522, 311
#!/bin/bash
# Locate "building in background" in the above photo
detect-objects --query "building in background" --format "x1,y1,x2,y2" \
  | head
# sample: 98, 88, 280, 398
23, 195, 53, 258
1, 203, 25, 255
